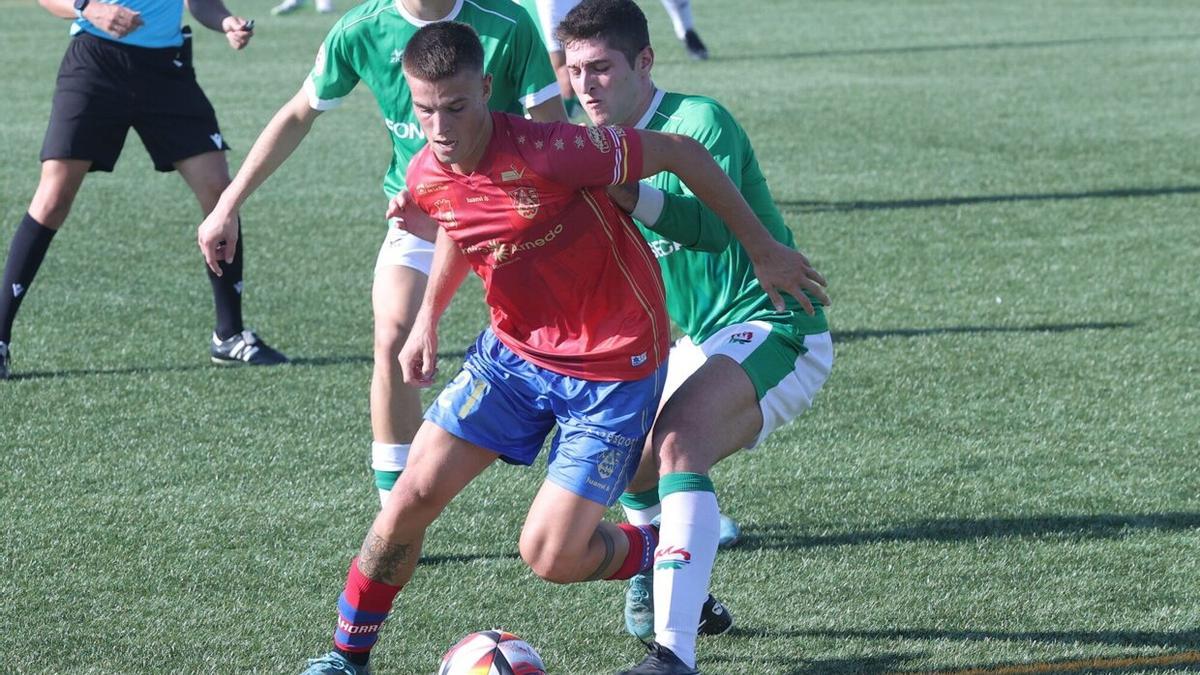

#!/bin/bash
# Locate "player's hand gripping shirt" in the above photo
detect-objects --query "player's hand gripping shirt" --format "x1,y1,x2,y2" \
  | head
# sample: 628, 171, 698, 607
635, 90, 828, 343
305, 0, 558, 197
407, 113, 669, 381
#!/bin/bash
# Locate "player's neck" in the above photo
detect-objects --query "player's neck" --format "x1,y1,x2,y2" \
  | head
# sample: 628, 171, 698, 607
446, 114, 494, 175
621, 83, 659, 128
399, 0, 456, 20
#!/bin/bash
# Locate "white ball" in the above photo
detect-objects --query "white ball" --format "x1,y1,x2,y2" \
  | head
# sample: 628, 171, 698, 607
438, 630, 546, 675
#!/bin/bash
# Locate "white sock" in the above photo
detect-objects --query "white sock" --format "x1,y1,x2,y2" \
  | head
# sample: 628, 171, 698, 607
654, 478, 719, 668
622, 502, 662, 527
372, 442, 409, 507
659, 0, 695, 39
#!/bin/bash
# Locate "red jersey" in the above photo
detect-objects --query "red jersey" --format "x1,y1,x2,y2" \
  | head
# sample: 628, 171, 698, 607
406, 112, 668, 381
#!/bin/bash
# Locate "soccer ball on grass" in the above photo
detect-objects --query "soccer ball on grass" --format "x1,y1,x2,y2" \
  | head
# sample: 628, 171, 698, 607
437, 630, 546, 675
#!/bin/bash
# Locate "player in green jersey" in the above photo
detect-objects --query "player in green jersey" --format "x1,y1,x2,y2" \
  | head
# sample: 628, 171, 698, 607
558, 1, 833, 672
513, 0, 584, 117
198, 0, 565, 506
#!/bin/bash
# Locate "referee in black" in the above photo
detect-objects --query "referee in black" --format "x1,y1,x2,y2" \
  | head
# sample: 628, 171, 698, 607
0, 0, 288, 379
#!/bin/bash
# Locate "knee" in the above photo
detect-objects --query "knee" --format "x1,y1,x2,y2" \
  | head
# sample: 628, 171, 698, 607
383, 475, 447, 529
518, 531, 576, 585
373, 317, 411, 360
652, 427, 715, 475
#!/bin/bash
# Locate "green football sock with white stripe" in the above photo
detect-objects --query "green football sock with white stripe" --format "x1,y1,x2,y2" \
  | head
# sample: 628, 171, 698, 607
654, 472, 719, 668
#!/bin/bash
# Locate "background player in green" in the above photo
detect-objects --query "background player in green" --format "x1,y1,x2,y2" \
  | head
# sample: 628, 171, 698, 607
558, 1, 834, 672
198, 0, 564, 506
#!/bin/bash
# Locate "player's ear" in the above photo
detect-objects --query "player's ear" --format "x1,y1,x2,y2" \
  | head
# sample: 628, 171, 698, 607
481, 73, 493, 104
637, 46, 654, 75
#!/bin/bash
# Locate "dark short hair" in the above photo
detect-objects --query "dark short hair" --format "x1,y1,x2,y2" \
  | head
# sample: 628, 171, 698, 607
402, 21, 485, 82
555, 0, 650, 68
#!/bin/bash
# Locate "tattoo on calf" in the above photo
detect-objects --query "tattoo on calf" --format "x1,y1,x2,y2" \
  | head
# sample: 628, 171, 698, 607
584, 526, 617, 581
359, 531, 413, 585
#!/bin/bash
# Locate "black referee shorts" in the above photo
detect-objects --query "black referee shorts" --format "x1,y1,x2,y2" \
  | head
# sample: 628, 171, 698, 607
40, 29, 231, 173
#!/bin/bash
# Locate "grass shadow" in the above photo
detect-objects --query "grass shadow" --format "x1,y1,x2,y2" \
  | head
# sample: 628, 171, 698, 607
777, 186, 1200, 214
803, 627, 1200, 653
729, 627, 1200, 674
5, 351, 471, 381
419, 551, 522, 566
704, 646, 919, 674
737, 513, 1200, 551
704, 34, 1200, 65
832, 321, 1137, 344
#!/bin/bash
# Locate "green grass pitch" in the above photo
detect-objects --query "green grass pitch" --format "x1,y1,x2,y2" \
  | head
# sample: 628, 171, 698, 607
1, 1, 1199, 672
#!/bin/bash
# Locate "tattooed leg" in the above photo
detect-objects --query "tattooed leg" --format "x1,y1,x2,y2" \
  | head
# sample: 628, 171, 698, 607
357, 529, 422, 586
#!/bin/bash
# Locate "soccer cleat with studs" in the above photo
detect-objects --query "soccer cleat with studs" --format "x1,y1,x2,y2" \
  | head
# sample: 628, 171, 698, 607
682, 30, 709, 60
624, 569, 654, 639
210, 330, 289, 366
300, 651, 369, 675
625, 569, 734, 640
617, 641, 699, 675
717, 513, 741, 548
697, 594, 733, 636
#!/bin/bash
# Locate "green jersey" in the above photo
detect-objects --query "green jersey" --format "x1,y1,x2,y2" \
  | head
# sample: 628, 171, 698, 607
513, 0, 547, 47
304, 0, 558, 197
635, 89, 828, 343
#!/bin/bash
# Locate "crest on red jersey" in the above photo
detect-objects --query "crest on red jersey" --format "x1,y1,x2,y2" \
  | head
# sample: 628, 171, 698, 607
508, 187, 540, 219
433, 198, 457, 228
586, 126, 611, 153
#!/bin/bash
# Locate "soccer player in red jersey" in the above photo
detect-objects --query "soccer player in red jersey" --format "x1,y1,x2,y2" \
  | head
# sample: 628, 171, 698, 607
300, 21, 826, 675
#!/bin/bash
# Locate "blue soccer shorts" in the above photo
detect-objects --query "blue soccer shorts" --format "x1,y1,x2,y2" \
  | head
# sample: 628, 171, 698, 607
425, 329, 665, 507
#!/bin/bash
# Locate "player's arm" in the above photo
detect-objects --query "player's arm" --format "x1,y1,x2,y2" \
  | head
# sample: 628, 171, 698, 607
39, 0, 143, 37
199, 89, 322, 274
526, 96, 569, 123
185, 0, 253, 49
607, 181, 730, 253
611, 113, 743, 253
633, 130, 829, 313
399, 229, 471, 387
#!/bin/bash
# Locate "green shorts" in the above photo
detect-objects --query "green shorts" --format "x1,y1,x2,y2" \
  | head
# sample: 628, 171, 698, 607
663, 322, 833, 448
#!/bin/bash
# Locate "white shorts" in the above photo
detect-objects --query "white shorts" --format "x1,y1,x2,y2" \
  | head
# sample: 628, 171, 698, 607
662, 322, 834, 449
373, 224, 434, 276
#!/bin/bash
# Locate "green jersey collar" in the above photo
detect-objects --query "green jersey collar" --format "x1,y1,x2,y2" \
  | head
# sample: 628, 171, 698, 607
633, 87, 667, 130
394, 0, 464, 26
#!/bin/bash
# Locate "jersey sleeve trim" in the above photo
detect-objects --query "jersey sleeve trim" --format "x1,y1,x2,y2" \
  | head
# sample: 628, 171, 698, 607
303, 76, 346, 111
632, 183, 665, 225
522, 82, 561, 110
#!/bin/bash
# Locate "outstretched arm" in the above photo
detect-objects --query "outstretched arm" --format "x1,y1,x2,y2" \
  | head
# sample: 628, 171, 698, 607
399, 229, 471, 387
185, 0, 254, 49
634, 131, 829, 313
198, 89, 322, 274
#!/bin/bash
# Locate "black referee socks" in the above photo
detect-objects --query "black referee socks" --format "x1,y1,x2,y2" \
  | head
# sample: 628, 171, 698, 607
0, 213, 57, 343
